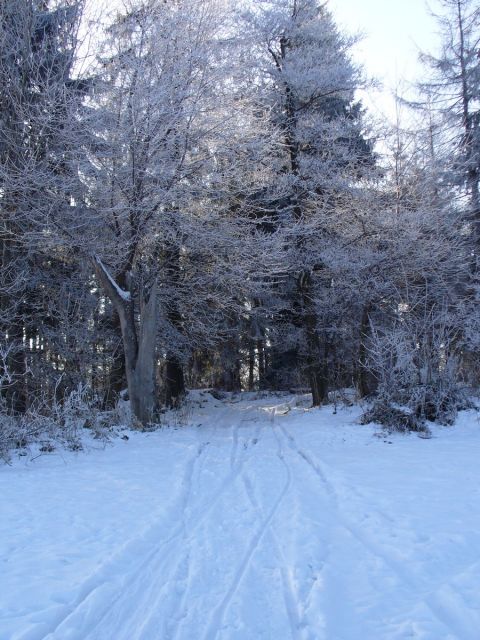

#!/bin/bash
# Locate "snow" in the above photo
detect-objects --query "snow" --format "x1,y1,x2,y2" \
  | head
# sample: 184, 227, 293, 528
1, 393, 480, 640
94, 256, 131, 302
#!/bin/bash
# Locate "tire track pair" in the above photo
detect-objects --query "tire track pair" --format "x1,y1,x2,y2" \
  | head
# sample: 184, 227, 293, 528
277, 422, 464, 640
37, 440, 206, 640
81, 409, 266, 640
202, 410, 297, 640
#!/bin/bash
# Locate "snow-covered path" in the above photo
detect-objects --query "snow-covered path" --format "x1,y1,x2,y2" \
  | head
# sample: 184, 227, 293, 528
2, 393, 480, 640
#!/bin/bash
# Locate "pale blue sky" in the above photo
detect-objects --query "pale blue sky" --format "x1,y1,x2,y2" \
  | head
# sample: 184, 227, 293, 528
90, 0, 442, 121
329, 0, 441, 120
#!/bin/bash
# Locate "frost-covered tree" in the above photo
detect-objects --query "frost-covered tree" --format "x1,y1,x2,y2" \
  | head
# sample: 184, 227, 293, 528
0, 0, 90, 412
82, 0, 281, 422
417, 0, 480, 250
353, 101, 472, 425
242, 0, 374, 404
84, 0, 219, 421
1, 0, 478, 445
410, 0, 480, 392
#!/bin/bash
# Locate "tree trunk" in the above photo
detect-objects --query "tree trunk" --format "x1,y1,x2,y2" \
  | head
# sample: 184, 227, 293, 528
5, 320, 27, 414
216, 338, 241, 392
1, 231, 27, 413
107, 330, 126, 406
305, 324, 328, 407
257, 339, 266, 388
357, 303, 374, 398
164, 355, 185, 408
128, 282, 157, 424
248, 339, 255, 391
93, 257, 157, 425
162, 238, 185, 408
299, 270, 328, 407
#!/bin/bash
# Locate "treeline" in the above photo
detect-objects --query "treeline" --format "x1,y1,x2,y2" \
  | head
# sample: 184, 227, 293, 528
1, 0, 479, 433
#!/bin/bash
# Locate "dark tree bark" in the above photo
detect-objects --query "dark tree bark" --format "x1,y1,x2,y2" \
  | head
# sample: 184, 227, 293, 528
248, 340, 255, 391
162, 238, 185, 407
0, 228, 27, 413
357, 303, 376, 398
5, 320, 27, 414
215, 337, 241, 392
299, 270, 328, 406
164, 355, 185, 408
93, 257, 157, 425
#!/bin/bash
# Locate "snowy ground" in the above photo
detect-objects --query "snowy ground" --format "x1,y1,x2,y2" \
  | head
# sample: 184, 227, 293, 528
1, 392, 480, 640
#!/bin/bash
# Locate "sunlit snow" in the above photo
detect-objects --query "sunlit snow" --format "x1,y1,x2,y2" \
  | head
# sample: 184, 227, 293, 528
1, 392, 480, 640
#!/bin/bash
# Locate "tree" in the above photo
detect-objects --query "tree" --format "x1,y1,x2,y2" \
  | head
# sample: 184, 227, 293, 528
81, 0, 281, 422
0, 0, 89, 412
242, 0, 374, 404
84, 0, 220, 422
418, 0, 480, 252
411, 0, 480, 392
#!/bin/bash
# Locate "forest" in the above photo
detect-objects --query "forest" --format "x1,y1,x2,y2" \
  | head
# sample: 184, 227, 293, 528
1, 0, 480, 454
3, 2, 480, 637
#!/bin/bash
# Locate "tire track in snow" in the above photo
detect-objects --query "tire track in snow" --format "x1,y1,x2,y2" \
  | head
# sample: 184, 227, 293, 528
87, 413, 263, 640
122, 429, 212, 640
278, 422, 467, 640
270, 419, 334, 640
136, 412, 265, 640
240, 445, 311, 640
44, 405, 266, 640
157, 416, 265, 640
37, 406, 232, 640
201, 413, 291, 640
37, 439, 207, 640
229, 418, 239, 470
277, 423, 336, 500
111, 405, 245, 640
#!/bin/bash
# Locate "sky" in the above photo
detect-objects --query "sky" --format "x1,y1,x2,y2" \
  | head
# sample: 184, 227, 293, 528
86, 0, 443, 123
328, 0, 442, 121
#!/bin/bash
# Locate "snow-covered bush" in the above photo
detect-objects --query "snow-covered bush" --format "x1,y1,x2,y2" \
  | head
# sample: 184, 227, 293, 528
411, 381, 473, 426
0, 412, 26, 463
0, 384, 114, 463
362, 313, 472, 431
360, 400, 429, 434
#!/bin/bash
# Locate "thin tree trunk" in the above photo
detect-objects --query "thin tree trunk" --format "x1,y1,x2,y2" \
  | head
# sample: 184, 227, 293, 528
107, 332, 126, 405
93, 257, 157, 425
357, 303, 373, 398
305, 323, 328, 407
162, 237, 185, 407
299, 270, 328, 407
164, 355, 185, 408
218, 338, 241, 392
257, 339, 266, 388
1, 231, 27, 413
5, 319, 26, 413
248, 339, 255, 391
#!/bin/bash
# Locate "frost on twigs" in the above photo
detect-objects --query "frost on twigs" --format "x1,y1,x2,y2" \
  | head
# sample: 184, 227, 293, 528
0, 384, 116, 463
361, 382, 475, 436
412, 383, 475, 426
361, 401, 430, 435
